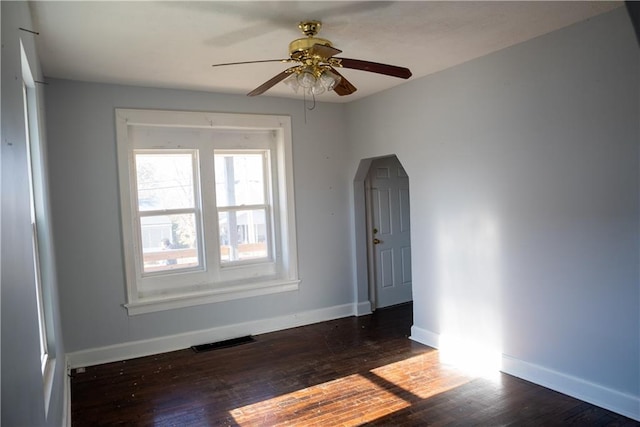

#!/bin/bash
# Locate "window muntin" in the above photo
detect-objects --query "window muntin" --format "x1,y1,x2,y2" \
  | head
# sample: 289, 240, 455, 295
116, 110, 299, 314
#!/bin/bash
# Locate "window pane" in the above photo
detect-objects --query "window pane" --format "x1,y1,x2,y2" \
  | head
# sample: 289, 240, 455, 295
136, 153, 194, 211
141, 213, 199, 273
215, 153, 265, 207
219, 210, 268, 262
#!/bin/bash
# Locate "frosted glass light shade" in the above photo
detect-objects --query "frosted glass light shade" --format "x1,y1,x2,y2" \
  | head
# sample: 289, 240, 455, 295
297, 68, 316, 88
320, 69, 341, 91
311, 84, 326, 95
283, 74, 300, 93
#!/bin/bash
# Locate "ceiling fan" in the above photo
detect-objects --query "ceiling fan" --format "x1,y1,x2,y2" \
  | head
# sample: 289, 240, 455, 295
211, 21, 412, 97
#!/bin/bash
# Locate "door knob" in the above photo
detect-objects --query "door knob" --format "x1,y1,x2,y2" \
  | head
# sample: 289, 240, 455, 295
373, 238, 381, 245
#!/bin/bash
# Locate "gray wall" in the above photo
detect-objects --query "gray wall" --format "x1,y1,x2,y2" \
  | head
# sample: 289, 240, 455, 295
347, 7, 639, 398
45, 80, 353, 352
1, 2, 67, 426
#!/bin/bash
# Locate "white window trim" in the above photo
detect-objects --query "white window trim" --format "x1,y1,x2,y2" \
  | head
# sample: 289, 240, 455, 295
116, 109, 299, 315
21, 40, 55, 417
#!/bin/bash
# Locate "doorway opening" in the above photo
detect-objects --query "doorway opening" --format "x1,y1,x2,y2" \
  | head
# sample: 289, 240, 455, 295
353, 155, 412, 314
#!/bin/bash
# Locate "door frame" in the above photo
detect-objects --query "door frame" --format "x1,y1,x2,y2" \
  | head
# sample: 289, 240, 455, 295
353, 154, 412, 315
364, 170, 377, 309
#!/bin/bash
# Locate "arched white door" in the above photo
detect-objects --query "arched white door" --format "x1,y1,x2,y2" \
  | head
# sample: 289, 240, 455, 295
366, 156, 412, 308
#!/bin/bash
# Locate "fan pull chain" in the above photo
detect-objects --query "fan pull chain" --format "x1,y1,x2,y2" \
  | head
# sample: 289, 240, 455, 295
303, 93, 307, 124
302, 91, 317, 124
306, 92, 317, 111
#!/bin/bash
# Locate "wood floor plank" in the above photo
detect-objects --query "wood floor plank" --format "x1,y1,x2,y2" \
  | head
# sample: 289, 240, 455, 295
71, 304, 638, 426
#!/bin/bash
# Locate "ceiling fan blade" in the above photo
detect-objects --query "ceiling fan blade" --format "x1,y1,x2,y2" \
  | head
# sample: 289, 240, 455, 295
337, 58, 412, 79
212, 59, 288, 68
247, 68, 295, 97
329, 67, 357, 96
308, 44, 342, 59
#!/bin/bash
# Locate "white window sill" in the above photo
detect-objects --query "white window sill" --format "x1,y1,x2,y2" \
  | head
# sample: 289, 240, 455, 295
43, 357, 55, 418
124, 278, 300, 315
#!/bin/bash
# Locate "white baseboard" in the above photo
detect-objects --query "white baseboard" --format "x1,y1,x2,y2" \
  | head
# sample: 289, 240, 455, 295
355, 301, 372, 316
66, 303, 355, 369
410, 325, 439, 349
501, 355, 640, 422
410, 327, 640, 422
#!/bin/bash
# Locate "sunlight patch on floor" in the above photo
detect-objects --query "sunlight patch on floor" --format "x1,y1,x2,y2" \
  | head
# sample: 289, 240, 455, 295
369, 352, 473, 399
229, 373, 409, 426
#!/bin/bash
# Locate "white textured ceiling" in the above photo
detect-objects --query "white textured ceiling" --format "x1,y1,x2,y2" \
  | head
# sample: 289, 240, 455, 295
29, 1, 622, 103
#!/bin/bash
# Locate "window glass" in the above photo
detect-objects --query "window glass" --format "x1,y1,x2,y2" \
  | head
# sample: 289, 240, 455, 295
136, 153, 194, 211
140, 213, 200, 273
215, 153, 265, 207
219, 209, 268, 262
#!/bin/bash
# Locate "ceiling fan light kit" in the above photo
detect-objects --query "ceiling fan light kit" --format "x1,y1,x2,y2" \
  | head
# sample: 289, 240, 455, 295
212, 21, 412, 98
283, 65, 341, 96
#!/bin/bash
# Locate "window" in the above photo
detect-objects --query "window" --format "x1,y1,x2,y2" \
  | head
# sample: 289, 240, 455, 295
23, 81, 49, 373
116, 110, 299, 314
215, 151, 271, 263
135, 151, 201, 274
21, 40, 56, 415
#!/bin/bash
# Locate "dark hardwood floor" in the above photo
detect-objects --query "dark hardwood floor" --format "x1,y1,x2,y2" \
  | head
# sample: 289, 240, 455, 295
71, 304, 638, 426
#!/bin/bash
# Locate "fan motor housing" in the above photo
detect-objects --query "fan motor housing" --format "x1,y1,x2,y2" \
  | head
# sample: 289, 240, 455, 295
289, 37, 333, 60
